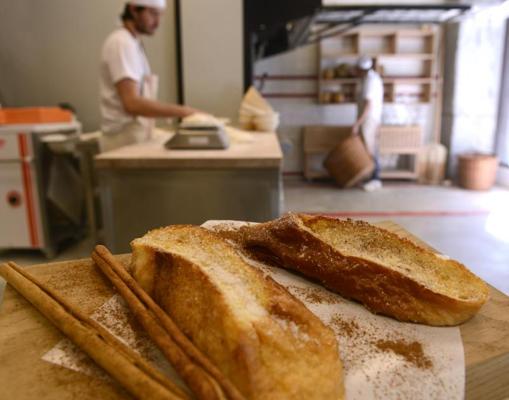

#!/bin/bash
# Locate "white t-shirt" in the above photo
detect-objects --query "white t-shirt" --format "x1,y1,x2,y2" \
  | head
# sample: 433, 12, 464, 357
360, 69, 384, 124
100, 28, 150, 134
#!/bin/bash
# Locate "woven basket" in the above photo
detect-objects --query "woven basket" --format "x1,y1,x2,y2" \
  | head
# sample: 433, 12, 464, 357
324, 135, 375, 188
458, 154, 498, 191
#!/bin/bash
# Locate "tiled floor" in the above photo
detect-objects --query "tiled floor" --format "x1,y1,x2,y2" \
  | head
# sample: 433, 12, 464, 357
1, 180, 508, 304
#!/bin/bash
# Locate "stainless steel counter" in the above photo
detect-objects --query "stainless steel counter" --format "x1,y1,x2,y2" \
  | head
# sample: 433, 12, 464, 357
95, 132, 283, 252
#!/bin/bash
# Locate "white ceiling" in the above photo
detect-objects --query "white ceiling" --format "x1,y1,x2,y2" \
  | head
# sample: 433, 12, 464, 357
322, 0, 506, 6
322, 0, 462, 5
317, 9, 461, 23
317, 0, 508, 24
324, 0, 467, 5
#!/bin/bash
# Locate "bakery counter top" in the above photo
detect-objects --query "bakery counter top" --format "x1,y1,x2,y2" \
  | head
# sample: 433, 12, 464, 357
94, 131, 283, 170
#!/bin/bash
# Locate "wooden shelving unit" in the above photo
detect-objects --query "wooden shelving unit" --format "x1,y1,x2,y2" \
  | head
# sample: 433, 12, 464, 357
378, 125, 422, 180
310, 27, 441, 181
321, 54, 435, 61
318, 28, 438, 105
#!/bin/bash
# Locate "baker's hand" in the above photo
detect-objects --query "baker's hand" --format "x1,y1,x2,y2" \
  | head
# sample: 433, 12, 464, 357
183, 106, 203, 117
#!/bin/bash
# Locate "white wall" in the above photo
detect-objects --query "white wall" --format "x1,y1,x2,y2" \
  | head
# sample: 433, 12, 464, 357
255, 44, 352, 172
180, 0, 243, 120
442, 4, 509, 177
0, 0, 178, 132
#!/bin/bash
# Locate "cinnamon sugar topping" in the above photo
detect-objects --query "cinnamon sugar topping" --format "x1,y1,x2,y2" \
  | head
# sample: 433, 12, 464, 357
287, 285, 341, 305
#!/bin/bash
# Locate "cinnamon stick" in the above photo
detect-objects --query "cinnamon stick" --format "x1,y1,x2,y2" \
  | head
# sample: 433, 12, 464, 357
93, 245, 245, 400
0, 262, 186, 400
92, 248, 231, 400
6, 261, 189, 399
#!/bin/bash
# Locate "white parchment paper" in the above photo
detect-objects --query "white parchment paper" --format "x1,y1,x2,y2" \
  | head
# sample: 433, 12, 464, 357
43, 220, 465, 400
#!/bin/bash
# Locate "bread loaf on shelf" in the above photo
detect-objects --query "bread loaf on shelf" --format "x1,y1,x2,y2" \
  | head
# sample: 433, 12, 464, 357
217, 213, 489, 326
130, 225, 344, 400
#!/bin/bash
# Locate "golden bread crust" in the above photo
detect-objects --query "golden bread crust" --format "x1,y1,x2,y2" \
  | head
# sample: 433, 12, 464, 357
218, 213, 489, 326
131, 225, 344, 400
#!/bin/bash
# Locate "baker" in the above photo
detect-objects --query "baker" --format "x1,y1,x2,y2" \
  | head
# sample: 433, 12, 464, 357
352, 55, 384, 191
99, 0, 200, 151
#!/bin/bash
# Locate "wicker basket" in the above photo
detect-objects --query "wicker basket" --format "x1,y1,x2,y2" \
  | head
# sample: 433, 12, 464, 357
458, 154, 498, 191
324, 135, 375, 188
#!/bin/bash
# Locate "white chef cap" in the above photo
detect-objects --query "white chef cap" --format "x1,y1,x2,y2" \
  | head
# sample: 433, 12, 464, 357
357, 55, 373, 70
128, 0, 166, 10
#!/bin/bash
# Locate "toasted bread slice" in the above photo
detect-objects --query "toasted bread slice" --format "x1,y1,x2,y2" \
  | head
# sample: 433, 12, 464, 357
217, 213, 489, 326
130, 225, 344, 400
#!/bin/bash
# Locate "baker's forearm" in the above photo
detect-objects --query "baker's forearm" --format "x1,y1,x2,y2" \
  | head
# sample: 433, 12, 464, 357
124, 97, 195, 118
116, 79, 198, 118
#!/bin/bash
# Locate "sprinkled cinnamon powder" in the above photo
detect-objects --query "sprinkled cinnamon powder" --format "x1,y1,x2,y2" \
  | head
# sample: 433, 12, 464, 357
329, 315, 360, 338
287, 285, 341, 305
375, 339, 433, 370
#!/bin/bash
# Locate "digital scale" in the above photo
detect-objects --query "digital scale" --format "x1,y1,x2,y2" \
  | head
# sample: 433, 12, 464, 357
165, 124, 230, 150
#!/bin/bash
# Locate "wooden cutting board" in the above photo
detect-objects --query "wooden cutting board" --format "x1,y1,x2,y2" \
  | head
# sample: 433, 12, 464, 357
0, 222, 508, 400
382, 222, 509, 400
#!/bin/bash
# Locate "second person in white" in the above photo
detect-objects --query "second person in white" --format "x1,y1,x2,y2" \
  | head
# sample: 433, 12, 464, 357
352, 56, 384, 191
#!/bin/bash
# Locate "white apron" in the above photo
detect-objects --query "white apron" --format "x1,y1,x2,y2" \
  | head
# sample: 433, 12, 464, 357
100, 73, 159, 152
361, 117, 380, 157
137, 73, 159, 141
